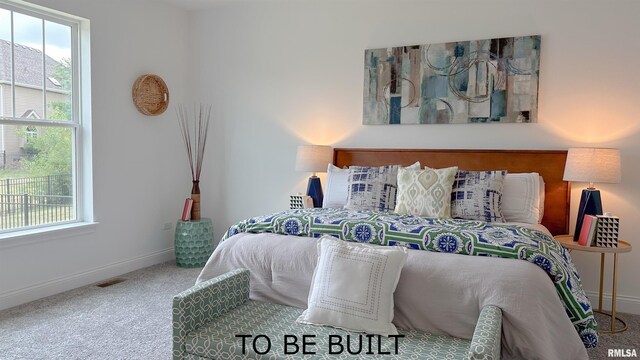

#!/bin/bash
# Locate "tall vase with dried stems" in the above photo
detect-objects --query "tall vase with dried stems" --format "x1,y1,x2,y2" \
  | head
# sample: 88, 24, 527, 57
190, 180, 200, 220
177, 104, 211, 221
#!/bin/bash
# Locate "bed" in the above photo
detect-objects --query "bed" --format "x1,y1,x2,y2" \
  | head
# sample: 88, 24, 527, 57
196, 149, 595, 360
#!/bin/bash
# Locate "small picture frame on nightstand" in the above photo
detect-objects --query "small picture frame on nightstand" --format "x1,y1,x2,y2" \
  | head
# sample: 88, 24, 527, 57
595, 215, 619, 248
290, 195, 313, 209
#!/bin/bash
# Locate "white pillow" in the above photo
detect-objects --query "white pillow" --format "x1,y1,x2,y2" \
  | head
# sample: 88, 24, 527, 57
322, 164, 349, 208
297, 236, 407, 336
538, 176, 545, 221
502, 173, 542, 224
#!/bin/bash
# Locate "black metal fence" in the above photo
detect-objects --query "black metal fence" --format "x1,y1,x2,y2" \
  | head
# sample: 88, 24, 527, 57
0, 174, 71, 197
0, 194, 73, 229
0, 174, 73, 230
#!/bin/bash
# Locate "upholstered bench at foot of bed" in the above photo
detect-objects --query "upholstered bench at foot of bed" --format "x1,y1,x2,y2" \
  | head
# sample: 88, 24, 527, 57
172, 269, 502, 360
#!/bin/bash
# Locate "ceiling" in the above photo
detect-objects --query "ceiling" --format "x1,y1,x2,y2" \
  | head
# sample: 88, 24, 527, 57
157, 0, 218, 10
157, 0, 295, 10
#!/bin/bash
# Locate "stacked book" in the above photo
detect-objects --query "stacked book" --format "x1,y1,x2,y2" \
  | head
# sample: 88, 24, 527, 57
182, 198, 193, 221
578, 214, 619, 247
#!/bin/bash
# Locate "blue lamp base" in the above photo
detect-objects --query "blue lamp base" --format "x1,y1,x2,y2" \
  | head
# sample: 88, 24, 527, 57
573, 188, 603, 241
306, 176, 323, 208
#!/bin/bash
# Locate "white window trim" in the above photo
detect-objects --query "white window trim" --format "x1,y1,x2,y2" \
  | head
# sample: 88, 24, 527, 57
0, 221, 99, 249
0, 0, 93, 237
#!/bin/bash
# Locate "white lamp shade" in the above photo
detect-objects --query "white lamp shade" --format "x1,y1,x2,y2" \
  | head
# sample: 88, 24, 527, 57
563, 148, 621, 184
295, 145, 333, 173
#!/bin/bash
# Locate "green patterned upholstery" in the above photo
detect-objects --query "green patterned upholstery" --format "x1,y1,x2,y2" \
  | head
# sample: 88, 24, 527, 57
173, 270, 502, 360
172, 269, 249, 360
469, 306, 502, 360
183, 355, 210, 360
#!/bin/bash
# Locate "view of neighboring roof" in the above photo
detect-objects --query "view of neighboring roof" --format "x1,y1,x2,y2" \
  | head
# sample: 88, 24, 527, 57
0, 39, 66, 91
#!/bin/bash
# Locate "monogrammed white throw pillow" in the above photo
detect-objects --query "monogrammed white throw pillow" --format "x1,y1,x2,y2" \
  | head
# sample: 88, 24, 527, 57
297, 236, 408, 336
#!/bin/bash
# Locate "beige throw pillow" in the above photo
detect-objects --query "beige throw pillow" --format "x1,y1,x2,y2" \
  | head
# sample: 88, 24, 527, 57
394, 166, 458, 218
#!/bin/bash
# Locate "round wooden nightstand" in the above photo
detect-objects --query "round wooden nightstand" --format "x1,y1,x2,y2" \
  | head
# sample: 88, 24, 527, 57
555, 234, 632, 334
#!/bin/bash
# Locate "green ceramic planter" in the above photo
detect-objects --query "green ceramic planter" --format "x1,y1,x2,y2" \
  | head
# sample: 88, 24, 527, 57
175, 218, 214, 268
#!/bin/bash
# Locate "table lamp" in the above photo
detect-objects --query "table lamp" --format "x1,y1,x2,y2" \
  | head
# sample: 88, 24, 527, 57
295, 145, 333, 208
563, 148, 621, 241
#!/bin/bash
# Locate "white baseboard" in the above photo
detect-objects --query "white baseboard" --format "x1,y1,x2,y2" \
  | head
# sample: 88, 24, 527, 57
0, 248, 175, 311
586, 291, 640, 315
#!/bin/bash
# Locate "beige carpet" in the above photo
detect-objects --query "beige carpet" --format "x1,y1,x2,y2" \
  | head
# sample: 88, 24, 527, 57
0, 261, 637, 359
0, 262, 200, 359
588, 311, 640, 359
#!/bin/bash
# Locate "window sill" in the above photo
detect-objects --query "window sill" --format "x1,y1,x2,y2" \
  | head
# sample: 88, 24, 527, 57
0, 221, 99, 250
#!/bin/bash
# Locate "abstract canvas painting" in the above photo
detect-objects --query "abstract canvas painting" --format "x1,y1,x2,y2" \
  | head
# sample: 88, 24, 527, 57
363, 36, 541, 125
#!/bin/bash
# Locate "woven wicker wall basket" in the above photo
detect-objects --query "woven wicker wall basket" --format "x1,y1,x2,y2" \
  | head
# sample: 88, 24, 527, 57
132, 74, 169, 116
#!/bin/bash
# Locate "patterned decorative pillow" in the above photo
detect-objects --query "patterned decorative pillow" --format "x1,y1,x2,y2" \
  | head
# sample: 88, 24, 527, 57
451, 170, 507, 222
345, 162, 420, 212
394, 166, 458, 218
297, 236, 408, 336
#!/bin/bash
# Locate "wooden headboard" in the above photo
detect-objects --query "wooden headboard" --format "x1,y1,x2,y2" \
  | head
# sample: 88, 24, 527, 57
334, 148, 569, 236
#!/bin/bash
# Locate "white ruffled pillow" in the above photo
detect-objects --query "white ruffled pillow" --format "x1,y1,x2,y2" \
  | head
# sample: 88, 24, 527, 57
297, 236, 407, 336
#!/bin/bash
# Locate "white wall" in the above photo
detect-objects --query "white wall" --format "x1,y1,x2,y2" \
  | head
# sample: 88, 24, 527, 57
0, 0, 191, 309
190, 0, 640, 313
2, 0, 639, 315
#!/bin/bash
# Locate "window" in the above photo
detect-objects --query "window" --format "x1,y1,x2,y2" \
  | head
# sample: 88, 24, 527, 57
0, 0, 90, 233
25, 125, 37, 141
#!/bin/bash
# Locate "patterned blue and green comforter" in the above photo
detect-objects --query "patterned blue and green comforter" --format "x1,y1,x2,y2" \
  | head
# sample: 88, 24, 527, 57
223, 208, 598, 348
